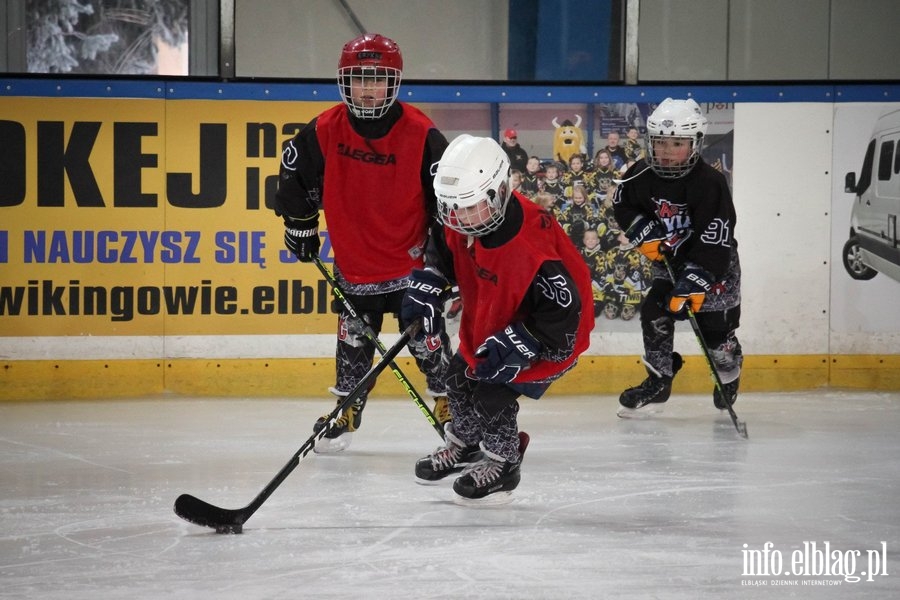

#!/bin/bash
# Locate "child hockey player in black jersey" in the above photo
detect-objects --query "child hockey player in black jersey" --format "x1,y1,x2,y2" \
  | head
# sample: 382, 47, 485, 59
401, 134, 594, 504
613, 98, 742, 416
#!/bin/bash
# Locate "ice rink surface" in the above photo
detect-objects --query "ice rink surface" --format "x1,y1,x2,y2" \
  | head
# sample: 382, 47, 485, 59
1, 390, 898, 599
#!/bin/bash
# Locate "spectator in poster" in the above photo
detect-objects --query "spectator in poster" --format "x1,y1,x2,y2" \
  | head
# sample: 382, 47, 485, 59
532, 190, 563, 221
541, 161, 566, 208
581, 229, 608, 318
559, 183, 600, 249
591, 148, 620, 201
600, 248, 643, 322
519, 155, 544, 198
501, 128, 529, 173
509, 169, 524, 196
561, 154, 595, 200
603, 130, 629, 171
623, 126, 645, 164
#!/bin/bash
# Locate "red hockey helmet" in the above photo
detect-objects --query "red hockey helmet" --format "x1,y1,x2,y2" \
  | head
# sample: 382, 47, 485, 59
337, 33, 403, 120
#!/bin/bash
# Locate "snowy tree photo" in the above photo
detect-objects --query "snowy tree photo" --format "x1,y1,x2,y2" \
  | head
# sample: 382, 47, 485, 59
26, 0, 188, 74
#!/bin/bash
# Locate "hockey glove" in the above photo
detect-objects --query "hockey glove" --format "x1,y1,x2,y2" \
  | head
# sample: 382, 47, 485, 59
474, 322, 542, 384
666, 264, 714, 317
625, 215, 668, 261
401, 269, 449, 336
284, 214, 320, 262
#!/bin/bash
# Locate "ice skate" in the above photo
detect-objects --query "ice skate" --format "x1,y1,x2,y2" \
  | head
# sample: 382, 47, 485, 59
452, 431, 530, 506
414, 423, 481, 485
713, 378, 739, 410
313, 396, 366, 454
617, 352, 682, 418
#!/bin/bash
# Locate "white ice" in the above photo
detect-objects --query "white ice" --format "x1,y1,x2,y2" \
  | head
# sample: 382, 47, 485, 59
1, 391, 898, 599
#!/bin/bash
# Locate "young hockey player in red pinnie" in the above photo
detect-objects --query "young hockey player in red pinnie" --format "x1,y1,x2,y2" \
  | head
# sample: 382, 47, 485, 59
614, 98, 742, 416
274, 33, 453, 452
401, 134, 594, 504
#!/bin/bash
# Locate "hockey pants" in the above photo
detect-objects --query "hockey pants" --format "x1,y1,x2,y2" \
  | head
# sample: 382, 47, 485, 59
333, 288, 451, 399
641, 280, 742, 380
443, 354, 522, 463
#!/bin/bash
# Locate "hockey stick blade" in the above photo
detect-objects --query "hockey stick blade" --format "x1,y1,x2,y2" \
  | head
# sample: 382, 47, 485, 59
173, 321, 420, 533
727, 403, 749, 439
174, 493, 249, 534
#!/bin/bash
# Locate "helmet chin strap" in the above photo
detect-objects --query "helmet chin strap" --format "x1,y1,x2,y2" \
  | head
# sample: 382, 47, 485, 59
613, 164, 652, 185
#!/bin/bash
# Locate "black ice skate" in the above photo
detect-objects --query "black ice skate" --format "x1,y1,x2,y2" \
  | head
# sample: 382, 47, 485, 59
313, 397, 366, 454
452, 431, 530, 506
414, 423, 481, 485
713, 378, 739, 410
617, 352, 683, 418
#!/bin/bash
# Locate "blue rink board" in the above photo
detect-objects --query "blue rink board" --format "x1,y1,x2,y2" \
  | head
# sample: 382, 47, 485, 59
2, 76, 900, 104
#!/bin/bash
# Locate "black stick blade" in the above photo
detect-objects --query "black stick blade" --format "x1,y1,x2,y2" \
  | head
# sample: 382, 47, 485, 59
173, 323, 420, 535
174, 493, 246, 533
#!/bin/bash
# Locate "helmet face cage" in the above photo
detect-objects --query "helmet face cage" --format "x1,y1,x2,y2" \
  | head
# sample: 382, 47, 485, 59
434, 135, 511, 237
645, 98, 708, 179
337, 34, 403, 120
438, 182, 510, 237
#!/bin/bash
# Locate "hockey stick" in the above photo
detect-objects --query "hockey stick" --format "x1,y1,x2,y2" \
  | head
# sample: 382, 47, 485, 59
313, 257, 444, 439
173, 320, 421, 534
661, 255, 749, 439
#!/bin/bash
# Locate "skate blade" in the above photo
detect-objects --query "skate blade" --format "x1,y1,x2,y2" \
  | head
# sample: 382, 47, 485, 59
414, 476, 456, 486
414, 463, 472, 486
414, 478, 442, 486
452, 491, 515, 507
617, 404, 665, 419
314, 433, 353, 454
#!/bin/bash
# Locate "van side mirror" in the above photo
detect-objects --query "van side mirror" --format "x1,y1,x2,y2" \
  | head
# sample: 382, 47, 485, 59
844, 172, 857, 194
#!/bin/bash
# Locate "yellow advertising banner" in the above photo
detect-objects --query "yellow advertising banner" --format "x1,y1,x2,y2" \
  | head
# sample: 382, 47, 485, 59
1, 96, 345, 337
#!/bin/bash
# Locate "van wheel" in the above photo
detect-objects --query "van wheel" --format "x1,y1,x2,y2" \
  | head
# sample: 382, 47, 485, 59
842, 237, 878, 280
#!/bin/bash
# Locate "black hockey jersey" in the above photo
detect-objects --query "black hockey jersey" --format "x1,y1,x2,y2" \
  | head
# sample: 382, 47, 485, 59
612, 158, 736, 279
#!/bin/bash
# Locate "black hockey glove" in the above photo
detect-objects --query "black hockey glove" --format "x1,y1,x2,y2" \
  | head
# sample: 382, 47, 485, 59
625, 215, 668, 261
474, 322, 542, 384
666, 264, 714, 317
284, 214, 320, 262
401, 269, 449, 336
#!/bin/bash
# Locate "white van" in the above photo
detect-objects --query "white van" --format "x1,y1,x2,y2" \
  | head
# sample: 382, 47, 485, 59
843, 109, 900, 282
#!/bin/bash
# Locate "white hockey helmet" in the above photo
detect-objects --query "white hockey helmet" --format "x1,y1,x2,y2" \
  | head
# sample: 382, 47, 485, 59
645, 98, 708, 178
337, 33, 403, 120
434, 134, 511, 237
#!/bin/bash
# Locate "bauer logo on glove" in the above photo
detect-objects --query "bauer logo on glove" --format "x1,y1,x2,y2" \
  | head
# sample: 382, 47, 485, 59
625, 215, 668, 261
666, 264, 714, 316
473, 323, 541, 384
407, 279, 445, 297
401, 269, 449, 336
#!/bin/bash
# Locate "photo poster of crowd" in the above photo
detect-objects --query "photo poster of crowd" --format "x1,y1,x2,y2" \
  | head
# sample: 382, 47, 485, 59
430, 101, 735, 329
